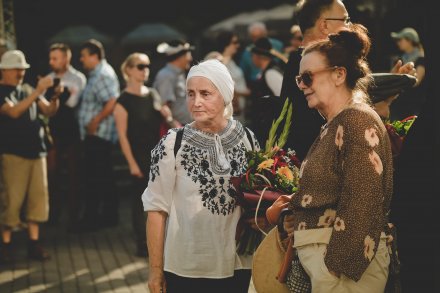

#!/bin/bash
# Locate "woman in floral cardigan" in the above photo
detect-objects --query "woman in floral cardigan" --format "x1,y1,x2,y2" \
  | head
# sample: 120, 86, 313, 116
287, 25, 393, 292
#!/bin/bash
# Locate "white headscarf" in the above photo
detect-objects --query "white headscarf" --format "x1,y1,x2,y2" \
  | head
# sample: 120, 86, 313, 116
186, 59, 234, 120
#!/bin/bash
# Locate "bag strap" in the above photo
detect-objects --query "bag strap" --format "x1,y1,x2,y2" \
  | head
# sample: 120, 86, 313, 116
244, 127, 254, 151
174, 127, 184, 157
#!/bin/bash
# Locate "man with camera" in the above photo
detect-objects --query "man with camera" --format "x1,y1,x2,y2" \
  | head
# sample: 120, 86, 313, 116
45, 43, 86, 228
0, 50, 61, 263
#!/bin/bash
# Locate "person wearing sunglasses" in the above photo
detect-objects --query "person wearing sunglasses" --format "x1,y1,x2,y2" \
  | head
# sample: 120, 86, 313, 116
280, 0, 416, 162
114, 53, 175, 257
284, 26, 393, 292
280, 0, 352, 164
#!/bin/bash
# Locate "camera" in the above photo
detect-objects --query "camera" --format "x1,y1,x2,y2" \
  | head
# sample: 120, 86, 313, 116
53, 77, 60, 87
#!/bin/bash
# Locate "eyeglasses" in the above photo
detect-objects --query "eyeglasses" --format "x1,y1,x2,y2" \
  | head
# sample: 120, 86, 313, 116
324, 16, 351, 25
135, 64, 150, 70
295, 66, 338, 87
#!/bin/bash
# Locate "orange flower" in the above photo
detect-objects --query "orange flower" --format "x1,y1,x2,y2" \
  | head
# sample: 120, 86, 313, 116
277, 166, 294, 181
257, 159, 274, 171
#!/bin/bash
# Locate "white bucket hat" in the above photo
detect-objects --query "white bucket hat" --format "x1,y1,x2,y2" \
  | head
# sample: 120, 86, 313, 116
0, 50, 30, 69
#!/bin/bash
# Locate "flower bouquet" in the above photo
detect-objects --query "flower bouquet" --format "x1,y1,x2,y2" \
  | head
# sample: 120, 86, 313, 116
232, 99, 301, 256
384, 115, 417, 157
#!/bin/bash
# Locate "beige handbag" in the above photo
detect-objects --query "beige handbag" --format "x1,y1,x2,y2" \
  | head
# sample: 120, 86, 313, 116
252, 227, 290, 293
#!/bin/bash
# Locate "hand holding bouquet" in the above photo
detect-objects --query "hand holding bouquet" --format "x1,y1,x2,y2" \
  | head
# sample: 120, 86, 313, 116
233, 99, 301, 255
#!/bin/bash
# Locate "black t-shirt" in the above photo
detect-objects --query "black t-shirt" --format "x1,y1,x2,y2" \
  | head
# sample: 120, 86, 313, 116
46, 87, 80, 145
280, 49, 325, 161
116, 90, 162, 173
0, 84, 46, 158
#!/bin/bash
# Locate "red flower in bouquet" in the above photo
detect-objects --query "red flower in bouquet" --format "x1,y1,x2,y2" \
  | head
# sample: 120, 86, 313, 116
384, 115, 417, 157
232, 99, 300, 255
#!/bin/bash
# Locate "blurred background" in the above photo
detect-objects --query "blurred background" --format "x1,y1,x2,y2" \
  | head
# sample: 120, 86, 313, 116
1, 0, 431, 86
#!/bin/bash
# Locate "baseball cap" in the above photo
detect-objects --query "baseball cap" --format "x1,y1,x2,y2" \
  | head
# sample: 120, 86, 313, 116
391, 27, 420, 43
0, 50, 30, 69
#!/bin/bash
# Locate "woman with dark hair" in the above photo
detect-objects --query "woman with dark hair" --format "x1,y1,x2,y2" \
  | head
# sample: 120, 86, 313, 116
286, 25, 393, 292
215, 31, 250, 124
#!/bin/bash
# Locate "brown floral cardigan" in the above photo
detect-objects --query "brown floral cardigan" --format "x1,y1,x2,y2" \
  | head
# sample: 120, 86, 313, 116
289, 103, 393, 281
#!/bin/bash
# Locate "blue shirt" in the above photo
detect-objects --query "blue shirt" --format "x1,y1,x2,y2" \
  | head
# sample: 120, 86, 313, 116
77, 60, 120, 143
153, 63, 192, 124
239, 37, 284, 82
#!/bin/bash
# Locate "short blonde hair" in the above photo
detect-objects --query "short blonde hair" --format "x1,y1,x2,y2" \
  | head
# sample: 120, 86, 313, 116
120, 52, 150, 81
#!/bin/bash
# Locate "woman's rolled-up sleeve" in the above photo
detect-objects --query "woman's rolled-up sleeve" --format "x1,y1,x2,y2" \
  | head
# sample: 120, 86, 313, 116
141, 129, 177, 214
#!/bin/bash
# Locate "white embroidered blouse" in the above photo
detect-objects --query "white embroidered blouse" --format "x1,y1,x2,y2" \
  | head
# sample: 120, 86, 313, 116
142, 119, 259, 278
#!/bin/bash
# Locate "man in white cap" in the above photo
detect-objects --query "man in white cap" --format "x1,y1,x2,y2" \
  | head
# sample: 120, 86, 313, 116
153, 39, 194, 126
0, 50, 61, 263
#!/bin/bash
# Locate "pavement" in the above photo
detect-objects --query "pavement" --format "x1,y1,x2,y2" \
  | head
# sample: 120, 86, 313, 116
0, 191, 257, 293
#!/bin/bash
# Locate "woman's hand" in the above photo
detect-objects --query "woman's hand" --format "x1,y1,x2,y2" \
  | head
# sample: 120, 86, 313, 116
283, 214, 295, 238
129, 162, 144, 178
148, 267, 167, 293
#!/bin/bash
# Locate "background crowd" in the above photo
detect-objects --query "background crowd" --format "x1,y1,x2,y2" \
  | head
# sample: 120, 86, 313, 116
0, 0, 437, 292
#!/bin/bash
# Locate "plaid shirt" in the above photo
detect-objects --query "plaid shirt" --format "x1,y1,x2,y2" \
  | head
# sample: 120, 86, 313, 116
78, 60, 120, 142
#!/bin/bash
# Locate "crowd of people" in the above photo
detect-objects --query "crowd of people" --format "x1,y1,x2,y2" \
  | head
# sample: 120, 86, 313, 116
0, 0, 432, 292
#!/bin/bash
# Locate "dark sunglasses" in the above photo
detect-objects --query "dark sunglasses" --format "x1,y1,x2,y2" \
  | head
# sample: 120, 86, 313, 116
324, 16, 351, 25
135, 63, 150, 70
295, 66, 338, 88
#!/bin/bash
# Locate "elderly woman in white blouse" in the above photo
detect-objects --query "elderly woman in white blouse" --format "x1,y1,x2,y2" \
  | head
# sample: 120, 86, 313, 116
142, 59, 259, 293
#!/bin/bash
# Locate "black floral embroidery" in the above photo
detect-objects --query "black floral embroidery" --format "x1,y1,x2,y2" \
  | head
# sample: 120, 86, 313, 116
150, 132, 169, 182
179, 140, 250, 216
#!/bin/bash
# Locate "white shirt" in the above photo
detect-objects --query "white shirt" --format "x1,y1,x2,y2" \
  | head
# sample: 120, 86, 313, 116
142, 120, 259, 278
49, 65, 86, 108
265, 68, 283, 96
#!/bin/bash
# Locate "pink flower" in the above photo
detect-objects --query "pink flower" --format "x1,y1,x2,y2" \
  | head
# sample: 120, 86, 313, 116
317, 209, 336, 227
301, 194, 313, 207
369, 150, 383, 175
335, 125, 344, 150
334, 217, 346, 231
364, 235, 376, 261
365, 128, 379, 147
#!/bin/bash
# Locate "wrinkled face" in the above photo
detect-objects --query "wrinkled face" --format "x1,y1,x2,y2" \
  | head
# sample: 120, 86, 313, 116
49, 49, 68, 73
322, 0, 351, 34
80, 48, 97, 71
1, 68, 26, 86
297, 51, 336, 111
187, 76, 225, 125
126, 55, 150, 83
